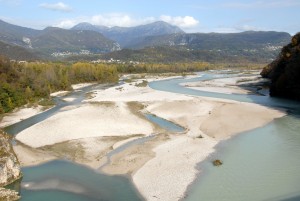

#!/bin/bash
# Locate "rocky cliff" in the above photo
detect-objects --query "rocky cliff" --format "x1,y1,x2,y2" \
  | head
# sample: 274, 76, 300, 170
0, 130, 21, 200
261, 33, 300, 100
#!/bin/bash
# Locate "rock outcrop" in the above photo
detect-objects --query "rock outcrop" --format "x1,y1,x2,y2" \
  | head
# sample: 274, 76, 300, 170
261, 33, 300, 100
0, 130, 22, 200
0, 188, 20, 201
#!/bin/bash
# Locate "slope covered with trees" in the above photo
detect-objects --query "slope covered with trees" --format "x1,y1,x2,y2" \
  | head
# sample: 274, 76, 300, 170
99, 46, 270, 63
261, 33, 300, 100
32, 27, 120, 54
0, 56, 118, 114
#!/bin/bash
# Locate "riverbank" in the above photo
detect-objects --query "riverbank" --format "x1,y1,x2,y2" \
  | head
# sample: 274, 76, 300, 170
182, 74, 269, 95
0, 131, 22, 200
6, 74, 285, 201
0, 83, 94, 129
0, 105, 45, 128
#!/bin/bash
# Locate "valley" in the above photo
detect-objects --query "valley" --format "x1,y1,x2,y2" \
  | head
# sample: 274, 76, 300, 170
0, 2, 300, 200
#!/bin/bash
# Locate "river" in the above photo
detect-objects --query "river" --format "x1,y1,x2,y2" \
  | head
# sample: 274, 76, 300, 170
4, 71, 300, 200
149, 72, 300, 201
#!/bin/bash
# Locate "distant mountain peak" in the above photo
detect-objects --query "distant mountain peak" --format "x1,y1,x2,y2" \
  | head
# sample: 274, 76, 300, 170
72, 22, 95, 29
71, 21, 184, 47
148, 21, 177, 26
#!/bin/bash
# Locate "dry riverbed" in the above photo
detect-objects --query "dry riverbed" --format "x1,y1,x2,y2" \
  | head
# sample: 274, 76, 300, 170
1, 74, 285, 201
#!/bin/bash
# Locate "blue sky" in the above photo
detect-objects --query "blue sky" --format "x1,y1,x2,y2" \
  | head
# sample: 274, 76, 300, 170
0, 0, 299, 34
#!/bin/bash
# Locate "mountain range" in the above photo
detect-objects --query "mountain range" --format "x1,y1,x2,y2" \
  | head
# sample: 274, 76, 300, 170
0, 19, 119, 58
71, 21, 184, 47
0, 19, 292, 62
0, 40, 39, 60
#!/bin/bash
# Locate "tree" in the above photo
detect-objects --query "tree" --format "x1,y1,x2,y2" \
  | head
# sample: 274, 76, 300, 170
25, 86, 33, 102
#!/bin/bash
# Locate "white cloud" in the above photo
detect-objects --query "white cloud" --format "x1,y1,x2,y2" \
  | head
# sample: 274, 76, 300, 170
56, 19, 78, 28
39, 2, 72, 12
55, 14, 199, 30
160, 15, 199, 28
90, 13, 155, 27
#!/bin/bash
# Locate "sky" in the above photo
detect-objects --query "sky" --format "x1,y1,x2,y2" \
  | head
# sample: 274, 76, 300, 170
0, 0, 299, 34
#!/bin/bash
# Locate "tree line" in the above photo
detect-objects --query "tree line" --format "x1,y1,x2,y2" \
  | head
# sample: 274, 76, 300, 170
0, 55, 264, 114
0, 56, 118, 114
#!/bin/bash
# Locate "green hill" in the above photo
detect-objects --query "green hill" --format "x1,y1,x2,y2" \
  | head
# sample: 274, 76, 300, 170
32, 27, 120, 55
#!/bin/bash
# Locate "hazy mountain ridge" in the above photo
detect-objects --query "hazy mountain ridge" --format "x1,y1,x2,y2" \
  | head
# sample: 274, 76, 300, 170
0, 20, 120, 58
0, 19, 40, 48
0, 19, 292, 62
127, 31, 291, 50
0, 40, 39, 60
32, 27, 120, 54
71, 21, 185, 47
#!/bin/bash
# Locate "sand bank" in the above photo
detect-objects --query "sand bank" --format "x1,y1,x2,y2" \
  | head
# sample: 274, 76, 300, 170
12, 76, 285, 201
16, 102, 154, 148
0, 106, 45, 128
182, 75, 266, 94
133, 135, 217, 201
72, 83, 95, 90
131, 99, 284, 201
88, 81, 193, 102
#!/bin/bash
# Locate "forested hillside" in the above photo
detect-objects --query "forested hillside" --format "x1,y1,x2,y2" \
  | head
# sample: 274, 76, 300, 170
0, 56, 118, 114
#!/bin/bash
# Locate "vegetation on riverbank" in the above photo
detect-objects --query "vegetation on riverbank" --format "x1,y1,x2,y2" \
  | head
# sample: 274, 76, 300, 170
0, 56, 118, 114
0, 53, 266, 114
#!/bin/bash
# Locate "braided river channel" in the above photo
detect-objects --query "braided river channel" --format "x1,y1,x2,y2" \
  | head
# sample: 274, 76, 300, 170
5, 71, 300, 201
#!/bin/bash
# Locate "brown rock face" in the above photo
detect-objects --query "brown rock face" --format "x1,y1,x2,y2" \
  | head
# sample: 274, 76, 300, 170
261, 33, 300, 100
0, 130, 22, 187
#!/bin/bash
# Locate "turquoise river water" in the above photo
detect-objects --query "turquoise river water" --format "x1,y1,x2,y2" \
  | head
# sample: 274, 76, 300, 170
149, 72, 300, 201
4, 71, 300, 200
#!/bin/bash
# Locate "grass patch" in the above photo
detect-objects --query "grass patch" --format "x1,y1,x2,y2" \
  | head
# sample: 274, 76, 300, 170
124, 78, 134, 83
115, 87, 124, 91
85, 92, 95, 99
89, 101, 115, 107
42, 141, 85, 161
39, 98, 55, 107
135, 80, 148, 87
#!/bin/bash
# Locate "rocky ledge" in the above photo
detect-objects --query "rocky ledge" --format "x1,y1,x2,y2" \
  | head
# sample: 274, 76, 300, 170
0, 188, 20, 201
261, 33, 300, 100
0, 130, 22, 200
